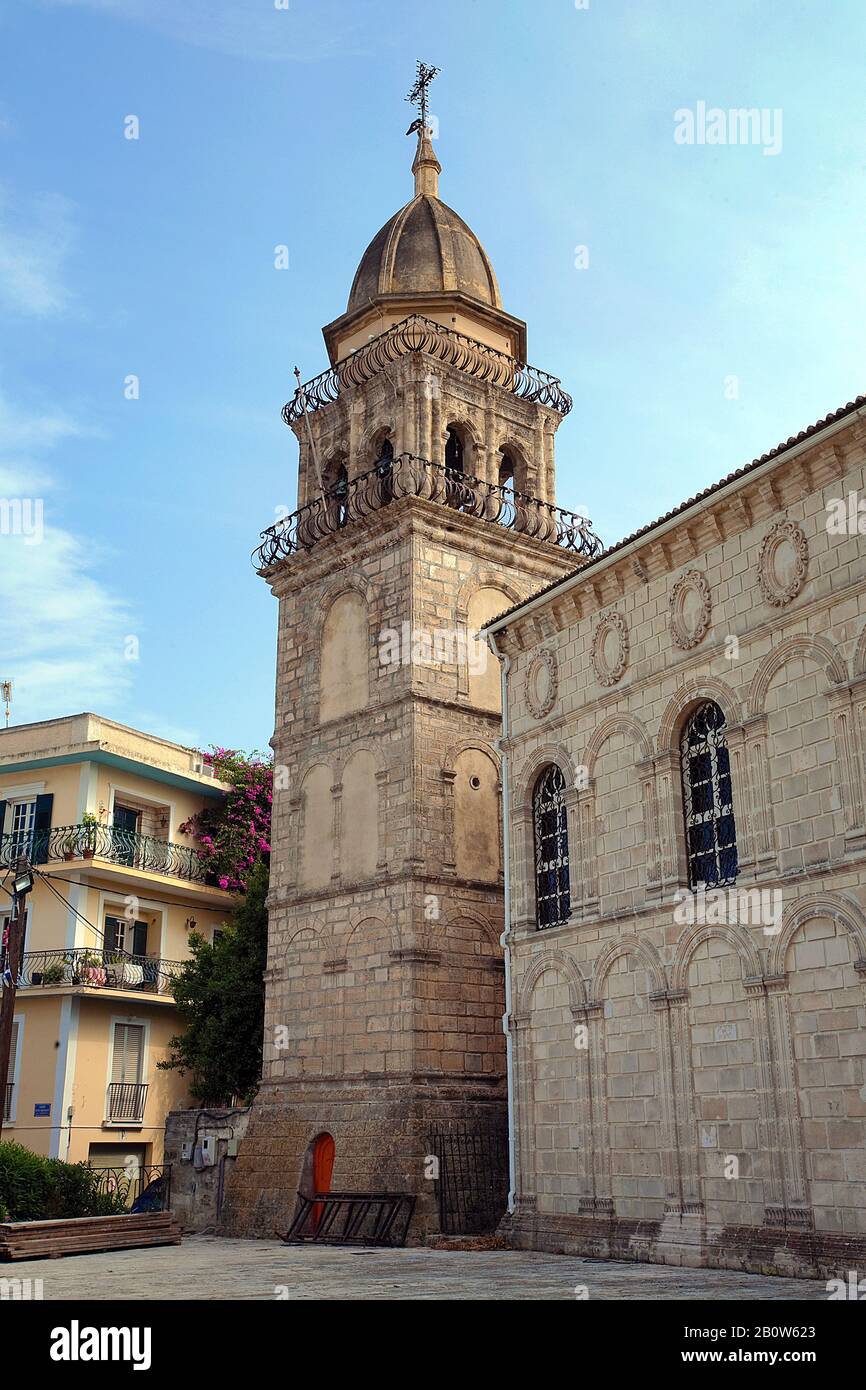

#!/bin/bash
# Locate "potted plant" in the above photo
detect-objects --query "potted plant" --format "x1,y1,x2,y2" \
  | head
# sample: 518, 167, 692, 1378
80, 812, 99, 859
41, 961, 65, 986
60, 827, 80, 861
78, 950, 106, 987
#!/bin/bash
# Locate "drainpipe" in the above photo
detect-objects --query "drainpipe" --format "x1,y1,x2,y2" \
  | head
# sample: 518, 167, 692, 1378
487, 631, 516, 1213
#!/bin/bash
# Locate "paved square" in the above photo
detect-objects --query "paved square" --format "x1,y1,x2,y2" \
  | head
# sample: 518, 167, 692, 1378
4, 1236, 832, 1300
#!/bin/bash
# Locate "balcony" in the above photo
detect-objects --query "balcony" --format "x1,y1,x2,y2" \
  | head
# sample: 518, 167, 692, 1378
255, 452, 604, 572
283, 313, 573, 424
3, 1082, 12, 1122
106, 1082, 148, 1124
0, 823, 210, 884
19, 948, 183, 997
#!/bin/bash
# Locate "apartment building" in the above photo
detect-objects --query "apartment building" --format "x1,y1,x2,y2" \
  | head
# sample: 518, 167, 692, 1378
0, 714, 235, 1168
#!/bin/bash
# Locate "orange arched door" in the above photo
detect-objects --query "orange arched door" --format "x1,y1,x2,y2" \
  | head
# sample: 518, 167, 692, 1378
311, 1133, 335, 1231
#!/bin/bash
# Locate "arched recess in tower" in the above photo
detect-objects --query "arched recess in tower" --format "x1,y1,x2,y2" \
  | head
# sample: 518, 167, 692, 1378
341, 749, 379, 882
299, 763, 333, 891
453, 747, 501, 882
319, 591, 370, 722
466, 588, 510, 711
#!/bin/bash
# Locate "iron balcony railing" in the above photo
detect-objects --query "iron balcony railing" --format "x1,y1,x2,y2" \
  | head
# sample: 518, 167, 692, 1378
106, 1082, 148, 1124
88, 1163, 172, 1212
0, 823, 209, 884
3, 1082, 12, 1121
19, 948, 183, 997
283, 314, 573, 424
255, 452, 603, 571
284, 1191, 416, 1247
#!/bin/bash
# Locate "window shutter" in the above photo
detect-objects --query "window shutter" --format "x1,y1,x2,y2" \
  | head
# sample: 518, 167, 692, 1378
32, 793, 53, 864
6, 1021, 17, 1084
111, 1023, 144, 1085
105, 917, 121, 953
132, 921, 148, 957
0, 800, 6, 844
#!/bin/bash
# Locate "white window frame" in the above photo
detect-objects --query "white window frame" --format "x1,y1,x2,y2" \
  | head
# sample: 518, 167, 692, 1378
98, 891, 167, 962
107, 784, 177, 840
8, 797, 37, 859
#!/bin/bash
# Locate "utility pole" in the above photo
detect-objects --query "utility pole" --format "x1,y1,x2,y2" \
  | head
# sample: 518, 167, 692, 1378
0, 858, 33, 1141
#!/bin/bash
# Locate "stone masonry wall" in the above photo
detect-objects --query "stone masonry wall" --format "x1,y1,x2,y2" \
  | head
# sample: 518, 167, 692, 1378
496, 407, 866, 1278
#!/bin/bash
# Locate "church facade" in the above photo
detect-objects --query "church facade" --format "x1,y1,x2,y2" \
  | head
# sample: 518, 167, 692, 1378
223, 121, 599, 1238
485, 395, 866, 1278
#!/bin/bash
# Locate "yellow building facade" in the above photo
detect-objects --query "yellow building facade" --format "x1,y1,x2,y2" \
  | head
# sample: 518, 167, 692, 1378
0, 714, 235, 1168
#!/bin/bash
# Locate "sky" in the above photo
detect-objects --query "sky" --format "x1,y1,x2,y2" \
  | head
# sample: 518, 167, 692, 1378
0, 0, 864, 753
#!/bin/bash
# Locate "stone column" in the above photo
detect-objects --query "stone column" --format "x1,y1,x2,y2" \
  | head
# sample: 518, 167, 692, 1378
828, 687, 866, 852
330, 781, 342, 884
668, 989, 703, 1212
763, 973, 811, 1227
743, 714, 777, 874
654, 749, 686, 891
574, 788, 599, 919
572, 1001, 604, 1208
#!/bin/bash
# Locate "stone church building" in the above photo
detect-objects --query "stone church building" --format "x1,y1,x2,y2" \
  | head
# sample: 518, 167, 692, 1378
224, 107, 866, 1277
485, 396, 866, 1277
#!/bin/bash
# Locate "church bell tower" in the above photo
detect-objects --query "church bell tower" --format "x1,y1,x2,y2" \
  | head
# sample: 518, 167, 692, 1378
224, 72, 601, 1239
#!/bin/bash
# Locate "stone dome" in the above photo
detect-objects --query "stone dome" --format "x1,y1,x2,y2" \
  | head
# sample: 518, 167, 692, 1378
346, 126, 502, 313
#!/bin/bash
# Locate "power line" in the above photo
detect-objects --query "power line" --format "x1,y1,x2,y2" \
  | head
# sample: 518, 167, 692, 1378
34, 869, 108, 947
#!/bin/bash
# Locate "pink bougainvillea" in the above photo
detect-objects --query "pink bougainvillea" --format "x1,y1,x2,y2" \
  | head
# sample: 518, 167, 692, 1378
179, 747, 273, 894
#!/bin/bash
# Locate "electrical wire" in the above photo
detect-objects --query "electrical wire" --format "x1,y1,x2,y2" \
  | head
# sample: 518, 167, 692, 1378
33, 868, 108, 947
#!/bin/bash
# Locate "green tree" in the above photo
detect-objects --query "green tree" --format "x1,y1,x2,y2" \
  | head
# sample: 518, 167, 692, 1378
159, 860, 268, 1105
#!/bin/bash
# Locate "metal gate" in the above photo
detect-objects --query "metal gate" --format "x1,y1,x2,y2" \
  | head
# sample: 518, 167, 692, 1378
427, 1121, 508, 1235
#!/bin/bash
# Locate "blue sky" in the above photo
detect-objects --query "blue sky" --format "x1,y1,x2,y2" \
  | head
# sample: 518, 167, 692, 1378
1, 0, 864, 752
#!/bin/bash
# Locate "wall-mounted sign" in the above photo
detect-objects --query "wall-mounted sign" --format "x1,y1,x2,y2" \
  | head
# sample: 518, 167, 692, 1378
34, 1103, 50, 1117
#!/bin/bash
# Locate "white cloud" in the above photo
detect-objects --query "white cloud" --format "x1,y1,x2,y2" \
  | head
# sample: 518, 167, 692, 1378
0, 186, 76, 317
0, 392, 135, 723
44, 0, 371, 63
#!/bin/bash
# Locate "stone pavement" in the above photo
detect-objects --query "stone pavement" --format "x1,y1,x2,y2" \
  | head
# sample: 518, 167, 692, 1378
4, 1235, 832, 1300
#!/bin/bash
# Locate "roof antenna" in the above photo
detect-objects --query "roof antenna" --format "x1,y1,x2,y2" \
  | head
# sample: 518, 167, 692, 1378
405, 60, 439, 135
0, 680, 11, 729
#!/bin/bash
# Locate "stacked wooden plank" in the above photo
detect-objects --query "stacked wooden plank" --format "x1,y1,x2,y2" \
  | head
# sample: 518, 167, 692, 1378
0, 1212, 181, 1261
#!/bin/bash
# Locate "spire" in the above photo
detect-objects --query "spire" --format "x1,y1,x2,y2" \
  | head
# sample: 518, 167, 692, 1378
411, 124, 441, 198
405, 60, 441, 198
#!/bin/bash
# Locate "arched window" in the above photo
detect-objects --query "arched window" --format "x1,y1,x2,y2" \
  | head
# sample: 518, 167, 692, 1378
680, 701, 739, 888
445, 425, 464, 475
533, 764, 570, 929
498, 450, 515, 490
324, 461, 349, 528
373, 437, 394, 503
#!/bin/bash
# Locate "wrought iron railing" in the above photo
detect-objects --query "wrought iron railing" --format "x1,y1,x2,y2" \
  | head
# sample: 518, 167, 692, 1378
255, 452, 603, 570
19, 948, 183, 996
106, 1082, 149, 1123
3, 1082, 12, 1121
284, 1191, 416, 1247
283, 314, 573, 424
88, 1163, 172, 1212
0, 823, 209, 883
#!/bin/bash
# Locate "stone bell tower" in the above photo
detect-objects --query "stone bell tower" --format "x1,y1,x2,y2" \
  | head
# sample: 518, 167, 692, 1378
223, 88, 601, 1240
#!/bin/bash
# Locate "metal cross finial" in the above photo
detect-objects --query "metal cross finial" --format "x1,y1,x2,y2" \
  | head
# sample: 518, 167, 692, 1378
405, 60, 439, 134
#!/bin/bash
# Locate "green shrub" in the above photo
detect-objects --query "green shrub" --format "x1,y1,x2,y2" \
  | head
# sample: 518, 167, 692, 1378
0, 1142, 127, 1221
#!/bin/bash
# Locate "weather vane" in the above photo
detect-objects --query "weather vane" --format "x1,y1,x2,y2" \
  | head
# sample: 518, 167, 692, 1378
405, 60, 440, 136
